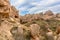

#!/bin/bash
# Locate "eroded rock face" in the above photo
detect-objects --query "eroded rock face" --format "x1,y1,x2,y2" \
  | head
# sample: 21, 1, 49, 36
10, 27, 24, 40
57, 34, 60, 40
0, 0, 19, 19
0, 0, 9, 6
0, 0, 20, 40
56, 26, 60, 34
30, 24, 40, 40
10, 6, 19, 18
0, 19, 15, 40
44, 10, 54, 16
56, 13, 60, 18
42, 10, 54, 20
0, 0, 10, 20
46, 32, 54, 40
1, 0, 60, 40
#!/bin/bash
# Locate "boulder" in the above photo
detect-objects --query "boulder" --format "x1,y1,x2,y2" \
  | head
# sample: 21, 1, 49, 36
10, 27, 24, 40
0, 0, 20, 40
56, 13, 60, 18
46, 32, 54, 40
30, 24, 40, 40
44, 10, 54, 16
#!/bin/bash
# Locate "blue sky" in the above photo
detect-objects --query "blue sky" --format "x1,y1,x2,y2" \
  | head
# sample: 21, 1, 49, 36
10, 0, 60, 15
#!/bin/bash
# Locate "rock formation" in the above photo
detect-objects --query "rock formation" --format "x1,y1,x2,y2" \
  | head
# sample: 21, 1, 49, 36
0, 0, 20, 40
0, 0, 60, 40
42, 10, 54, 20
10, 27, 24, 40
56, 13, 60, 18
44, 10, 54, 16
0, 0, 19, 19
30, 24, 40, 40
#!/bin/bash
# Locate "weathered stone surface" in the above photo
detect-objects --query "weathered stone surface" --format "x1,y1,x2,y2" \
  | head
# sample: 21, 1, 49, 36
30, 24, 40, 40
56, 13, 60, 18
44, 10, 54, 16
10, 6, 19, 18
10, 27, 24, 40
0, 0, 60, 40
57, 34, 60, 40
0, 19, 15, 40
56, 26, 60, 34
0, 0, 20, 40
0, 0, 19, 19
30, 24, 40, 36
0, 0, 9, 6
46, 32, 54, 40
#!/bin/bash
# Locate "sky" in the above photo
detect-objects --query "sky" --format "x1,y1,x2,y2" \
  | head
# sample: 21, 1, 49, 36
10, 0, 60, 15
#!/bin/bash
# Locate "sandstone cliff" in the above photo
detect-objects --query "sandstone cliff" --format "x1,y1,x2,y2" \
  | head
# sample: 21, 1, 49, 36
0, 0, 21, 40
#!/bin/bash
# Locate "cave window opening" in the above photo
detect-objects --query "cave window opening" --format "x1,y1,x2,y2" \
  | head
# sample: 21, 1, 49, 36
15, 16, 18, 18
